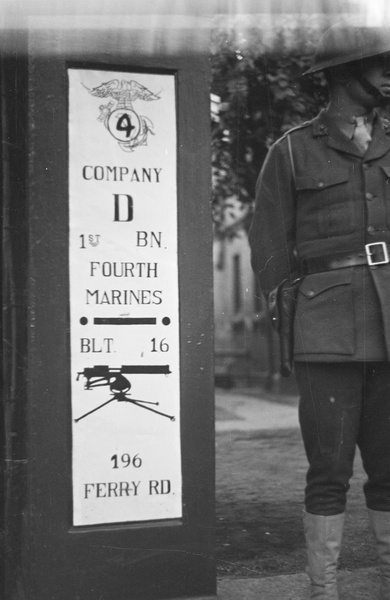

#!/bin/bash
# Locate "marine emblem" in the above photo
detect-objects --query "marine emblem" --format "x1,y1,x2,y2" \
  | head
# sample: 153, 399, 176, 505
84, 79, 161, 152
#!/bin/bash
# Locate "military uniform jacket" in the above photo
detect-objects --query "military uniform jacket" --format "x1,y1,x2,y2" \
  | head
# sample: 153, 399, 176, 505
249, 109, 390, 361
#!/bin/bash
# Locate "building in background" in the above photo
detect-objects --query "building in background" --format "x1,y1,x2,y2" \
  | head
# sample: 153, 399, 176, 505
213, 197, 279, 388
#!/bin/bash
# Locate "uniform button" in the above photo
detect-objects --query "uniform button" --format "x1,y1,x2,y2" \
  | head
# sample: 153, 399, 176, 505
367, 226, 376, 235
363, 163, 370, 170
365, 192, 375, 200
318, 181, 324, 188
307, 290, 315, 297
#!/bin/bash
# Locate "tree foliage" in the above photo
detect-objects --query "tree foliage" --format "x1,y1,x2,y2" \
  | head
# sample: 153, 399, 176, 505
211, 22, 329, 236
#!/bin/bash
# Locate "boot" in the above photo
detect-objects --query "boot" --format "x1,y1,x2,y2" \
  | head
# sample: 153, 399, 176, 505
303, 510, 345, 599
368, 509, 390, 600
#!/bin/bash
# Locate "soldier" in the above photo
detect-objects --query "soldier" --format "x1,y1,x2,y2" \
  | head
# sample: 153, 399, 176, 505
249, 22, 390, 600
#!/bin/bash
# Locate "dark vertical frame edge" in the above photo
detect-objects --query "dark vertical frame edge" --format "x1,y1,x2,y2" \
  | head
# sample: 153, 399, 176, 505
5, 23, 215, 600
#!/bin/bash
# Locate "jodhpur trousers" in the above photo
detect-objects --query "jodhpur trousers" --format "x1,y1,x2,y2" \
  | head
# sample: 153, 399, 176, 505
295, 361, 390, 516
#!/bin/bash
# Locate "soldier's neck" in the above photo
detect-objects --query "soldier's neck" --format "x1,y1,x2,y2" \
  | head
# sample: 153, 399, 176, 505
327, 88, 374, 120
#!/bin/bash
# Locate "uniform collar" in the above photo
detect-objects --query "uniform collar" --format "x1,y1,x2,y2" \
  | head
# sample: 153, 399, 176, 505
330, 111, 374, 140
313, 108, 375, 136
313, 108, 390, 160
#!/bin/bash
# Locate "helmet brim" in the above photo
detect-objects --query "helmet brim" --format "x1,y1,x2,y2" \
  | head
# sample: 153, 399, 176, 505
303, 48, 390, 76
303, 24, 390, 76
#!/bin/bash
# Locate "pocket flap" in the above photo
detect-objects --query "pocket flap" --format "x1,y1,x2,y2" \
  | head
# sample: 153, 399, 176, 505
381, 165, 390, 179
299, 269, 353, 299
295, 168, 349, 191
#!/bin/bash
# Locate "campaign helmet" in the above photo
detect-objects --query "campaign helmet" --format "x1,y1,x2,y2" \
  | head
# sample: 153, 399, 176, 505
304, 22, 390, 75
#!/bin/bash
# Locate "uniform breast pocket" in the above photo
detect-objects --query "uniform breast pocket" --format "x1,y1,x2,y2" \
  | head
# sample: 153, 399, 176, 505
294, 270, 355, 356
295, 168, 354, 239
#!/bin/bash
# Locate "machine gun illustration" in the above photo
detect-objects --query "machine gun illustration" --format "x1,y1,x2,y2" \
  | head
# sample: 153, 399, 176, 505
75, 364, 175, 423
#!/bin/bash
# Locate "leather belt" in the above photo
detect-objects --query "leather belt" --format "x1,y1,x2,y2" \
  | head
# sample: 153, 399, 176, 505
301, 242, 390, 275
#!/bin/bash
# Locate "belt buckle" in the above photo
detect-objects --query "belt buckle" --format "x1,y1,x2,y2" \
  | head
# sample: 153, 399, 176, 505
365, 241, 390, 266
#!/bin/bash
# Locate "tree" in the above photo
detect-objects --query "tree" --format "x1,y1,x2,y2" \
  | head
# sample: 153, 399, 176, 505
210, 20, 329, 236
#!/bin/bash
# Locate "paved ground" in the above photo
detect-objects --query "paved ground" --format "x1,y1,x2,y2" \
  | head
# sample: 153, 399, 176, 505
180, 387, 382, 600
216, 567, 380, 599
178, 568, 380, 600
215, 388, 299, 432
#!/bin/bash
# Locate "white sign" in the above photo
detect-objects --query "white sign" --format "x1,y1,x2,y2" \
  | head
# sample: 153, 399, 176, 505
68, 68, 182, 526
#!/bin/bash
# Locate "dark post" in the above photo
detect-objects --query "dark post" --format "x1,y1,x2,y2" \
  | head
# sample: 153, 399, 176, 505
1, 6, 215, 600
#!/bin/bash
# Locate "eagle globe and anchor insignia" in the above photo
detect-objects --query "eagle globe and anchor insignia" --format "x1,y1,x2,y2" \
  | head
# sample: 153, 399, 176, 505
83, 79, 161, 152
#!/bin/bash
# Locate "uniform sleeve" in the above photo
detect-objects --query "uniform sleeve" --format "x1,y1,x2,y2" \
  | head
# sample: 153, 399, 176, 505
248, 137, 298, 297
